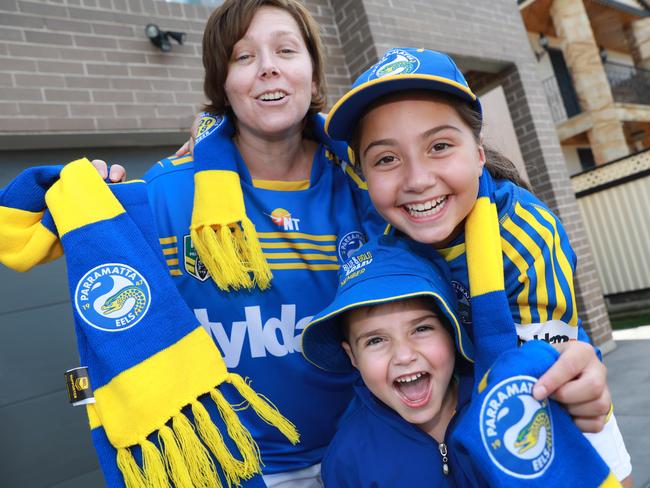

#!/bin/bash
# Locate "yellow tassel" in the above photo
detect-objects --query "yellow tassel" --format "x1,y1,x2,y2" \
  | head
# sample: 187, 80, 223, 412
190, 227, 231, 290
158, 425, 194, 488
172, 413, 222, 488
227, 374, 300, 445
240, 218, 272, 290
140, 439, 171, 488
116, 447, 148, 488
191, 400, 249, 487
210, 389, 262, 477
217, 224, 252, 288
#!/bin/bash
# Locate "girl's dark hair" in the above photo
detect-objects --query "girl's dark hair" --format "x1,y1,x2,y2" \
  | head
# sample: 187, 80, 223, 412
352, 91, 531, 191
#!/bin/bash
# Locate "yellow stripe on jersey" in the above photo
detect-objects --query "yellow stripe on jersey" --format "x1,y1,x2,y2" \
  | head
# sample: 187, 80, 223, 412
258, 232, 337, 242
252, 179, 310, 191
162, 247, 177, 256
438, 243, 465, 262
269, 263, 339, 271
166, 258, 179, 266
501, 237, 533, 324
260, 241, 336, 252
502, 211, 548, 323
515, 204, 566, 322
159, 236, 177, 244
536, 206, 578, 326
170, 156, 193, 166
264, 252, 338, 262
344, 165, 367, 190
169, 269, 182, 276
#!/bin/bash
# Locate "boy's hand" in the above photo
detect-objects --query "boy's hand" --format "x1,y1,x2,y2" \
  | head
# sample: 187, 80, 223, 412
174, 113, 202, 157
91, 159, 127, 183
532, 340, 611, 433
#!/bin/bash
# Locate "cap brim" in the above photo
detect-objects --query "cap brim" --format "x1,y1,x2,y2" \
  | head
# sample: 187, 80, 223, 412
301, 273, 474, 373
325, 74, 481, 141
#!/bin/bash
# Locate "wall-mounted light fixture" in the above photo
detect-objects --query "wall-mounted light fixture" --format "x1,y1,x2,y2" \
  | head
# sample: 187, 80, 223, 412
534, 33, 549, 61
145, 24, 186, 53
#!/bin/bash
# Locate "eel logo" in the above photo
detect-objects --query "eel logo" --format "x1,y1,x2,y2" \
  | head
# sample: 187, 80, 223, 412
269, 208, 300, 231
338, 231, 366, 261
371, 48, 420, 79
184, 235, 210, 282
74, 263, 151, 332
194, 113, 225, 146
479, 375, 554, 479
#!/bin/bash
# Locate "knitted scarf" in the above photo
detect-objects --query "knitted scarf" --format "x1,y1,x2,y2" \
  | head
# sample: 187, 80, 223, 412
449, 168, 619, 487
191, 113, 350, 292
0, 159, 299, 488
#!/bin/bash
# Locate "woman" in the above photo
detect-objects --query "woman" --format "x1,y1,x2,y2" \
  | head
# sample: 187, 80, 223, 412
95, 1, 613, 486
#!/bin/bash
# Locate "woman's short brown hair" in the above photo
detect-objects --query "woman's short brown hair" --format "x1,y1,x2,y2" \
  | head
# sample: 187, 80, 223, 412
202, 0, 327, 117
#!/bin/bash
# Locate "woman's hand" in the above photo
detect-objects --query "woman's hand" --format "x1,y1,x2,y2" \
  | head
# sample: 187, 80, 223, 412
91, 159, 127, 183
532, 340, 611, 433
174, 113, 203, 157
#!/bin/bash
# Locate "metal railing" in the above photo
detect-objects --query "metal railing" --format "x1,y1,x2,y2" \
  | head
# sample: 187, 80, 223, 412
604, 61, 650, 105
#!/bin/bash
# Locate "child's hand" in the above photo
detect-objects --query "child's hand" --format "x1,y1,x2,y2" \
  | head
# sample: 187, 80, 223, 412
532, 341, 611, 433
91, 159, 127, 183
174, 113, 202, 157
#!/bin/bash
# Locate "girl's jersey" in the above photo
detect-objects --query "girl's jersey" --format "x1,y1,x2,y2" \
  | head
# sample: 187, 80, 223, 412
438, 177, 590, 346
143, 145, 384, 475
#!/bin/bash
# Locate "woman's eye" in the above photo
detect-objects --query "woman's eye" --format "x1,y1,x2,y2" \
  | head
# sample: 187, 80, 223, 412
234, 53, 252, 62
279, 48, 296, 55
432, 142, 450, 152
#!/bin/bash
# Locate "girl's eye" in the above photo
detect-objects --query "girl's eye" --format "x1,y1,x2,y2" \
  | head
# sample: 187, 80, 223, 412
432, 142, 450, 152
375, 155, 396, 166
365, 336, 384, 347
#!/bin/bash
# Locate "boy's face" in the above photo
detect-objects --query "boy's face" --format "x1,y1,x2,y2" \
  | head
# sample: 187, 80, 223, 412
342, 297, 456, 435
358, 93, 485, 248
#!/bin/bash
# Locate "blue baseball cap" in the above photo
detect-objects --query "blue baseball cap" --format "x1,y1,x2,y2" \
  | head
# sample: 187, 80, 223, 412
301, 235, 474, 373
325, 47, 482, 142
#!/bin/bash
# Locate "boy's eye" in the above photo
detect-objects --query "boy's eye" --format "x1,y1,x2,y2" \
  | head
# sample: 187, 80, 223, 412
414, 324, 434, 334
365, 336, 384, 347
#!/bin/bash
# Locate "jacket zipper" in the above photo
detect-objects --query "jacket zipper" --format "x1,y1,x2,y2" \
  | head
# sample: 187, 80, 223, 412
439, 442, 449, 476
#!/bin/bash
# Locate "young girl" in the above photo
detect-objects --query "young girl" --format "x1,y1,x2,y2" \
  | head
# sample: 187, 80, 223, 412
324, 47, 631, 485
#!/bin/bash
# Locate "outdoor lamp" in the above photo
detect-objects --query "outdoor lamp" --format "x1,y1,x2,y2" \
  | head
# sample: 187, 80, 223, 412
145, 24, 186, 52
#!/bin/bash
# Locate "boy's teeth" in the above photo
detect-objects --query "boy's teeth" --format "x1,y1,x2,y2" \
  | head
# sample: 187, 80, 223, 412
259, 91, 285, 101
405, 196, 447, 217
396, 372, 425, 383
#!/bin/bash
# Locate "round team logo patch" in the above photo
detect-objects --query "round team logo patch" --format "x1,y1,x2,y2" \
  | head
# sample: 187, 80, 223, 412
74, 263, 151, 332
338, 231, 366, 261
479, 375, 554, 479
370, 48, 420, 80
194, 113, 225, 147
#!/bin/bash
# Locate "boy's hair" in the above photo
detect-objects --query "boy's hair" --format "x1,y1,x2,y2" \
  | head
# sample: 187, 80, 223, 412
202, 0, 328, 117
340, 296, 454, 343
351, 92, 531, 191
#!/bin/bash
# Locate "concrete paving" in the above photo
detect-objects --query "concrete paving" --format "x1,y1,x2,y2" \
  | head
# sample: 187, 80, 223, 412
606, 331, 650, 488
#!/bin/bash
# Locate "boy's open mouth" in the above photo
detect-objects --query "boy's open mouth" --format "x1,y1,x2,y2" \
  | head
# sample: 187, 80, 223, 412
393, 371, 432, 408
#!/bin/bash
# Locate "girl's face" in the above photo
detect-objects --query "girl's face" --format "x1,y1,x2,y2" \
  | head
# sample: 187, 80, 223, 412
224, 6, 317, 139
359, 94, 485, 248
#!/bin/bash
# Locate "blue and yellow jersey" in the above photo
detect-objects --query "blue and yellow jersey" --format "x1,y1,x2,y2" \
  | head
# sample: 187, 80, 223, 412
144, 146, 385, 475
437, 178, 590, 346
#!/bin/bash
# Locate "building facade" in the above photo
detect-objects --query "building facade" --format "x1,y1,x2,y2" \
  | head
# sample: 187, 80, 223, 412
0, 0, 615, 486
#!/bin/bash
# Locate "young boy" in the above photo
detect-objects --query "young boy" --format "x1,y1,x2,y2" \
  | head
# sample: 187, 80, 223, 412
302, 235, 474, 487
302, 235, 620, 487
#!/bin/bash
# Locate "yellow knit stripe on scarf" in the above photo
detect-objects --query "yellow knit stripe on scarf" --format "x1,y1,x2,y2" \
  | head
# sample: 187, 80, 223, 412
191, 169, 272, 291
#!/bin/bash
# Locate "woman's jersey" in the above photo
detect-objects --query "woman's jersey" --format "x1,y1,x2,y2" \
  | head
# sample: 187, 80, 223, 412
144, 146, 385, 475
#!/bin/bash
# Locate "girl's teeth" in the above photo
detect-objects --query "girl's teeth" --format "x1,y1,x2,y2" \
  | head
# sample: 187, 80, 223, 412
406, 196, 447, 217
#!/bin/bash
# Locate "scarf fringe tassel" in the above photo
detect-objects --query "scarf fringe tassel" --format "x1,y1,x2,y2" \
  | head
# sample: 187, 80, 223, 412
190, 219, 272, 292
115, 373, 299, 488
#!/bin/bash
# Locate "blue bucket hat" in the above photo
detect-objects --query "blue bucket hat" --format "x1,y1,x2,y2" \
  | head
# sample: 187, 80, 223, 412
325, 47, 481, 142
301, 235, 474, 373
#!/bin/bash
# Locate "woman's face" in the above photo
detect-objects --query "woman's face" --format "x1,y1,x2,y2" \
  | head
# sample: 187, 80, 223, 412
224, 6, 317, 140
